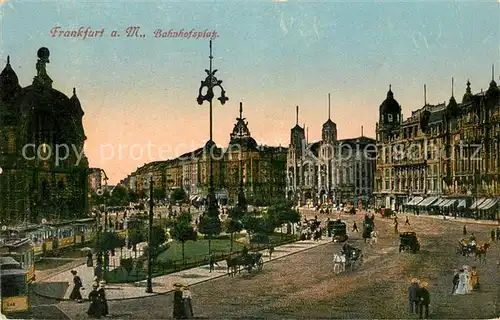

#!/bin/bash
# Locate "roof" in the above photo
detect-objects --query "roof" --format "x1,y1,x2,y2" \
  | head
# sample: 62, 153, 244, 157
380, 87, 401, 114
339, 136, 376, 146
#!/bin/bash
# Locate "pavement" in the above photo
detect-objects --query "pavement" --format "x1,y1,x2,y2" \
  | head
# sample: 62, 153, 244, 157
32, 237, 330, 301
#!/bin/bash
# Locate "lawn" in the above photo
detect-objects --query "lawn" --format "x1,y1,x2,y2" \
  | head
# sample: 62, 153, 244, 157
156, 238, 245, 263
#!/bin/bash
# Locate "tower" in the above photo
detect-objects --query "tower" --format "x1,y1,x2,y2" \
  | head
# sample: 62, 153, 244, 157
322, 93, 337, 144
377, 85, 402, 142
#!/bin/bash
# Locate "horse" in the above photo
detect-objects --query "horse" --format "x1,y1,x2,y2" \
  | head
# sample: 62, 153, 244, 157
333, 254, 346, 274
225, 255, 246, 277
475, 242, 491, 263
369, 230, 378, 246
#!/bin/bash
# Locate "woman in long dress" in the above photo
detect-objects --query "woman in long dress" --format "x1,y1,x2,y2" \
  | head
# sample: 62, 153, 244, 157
455, 268, 469, 294
69, 270, 83, 302
182, 285, 194, 318
87, 284, 102, 318
173, 283, 185, 319
97, 281, 109, 316
470, 266, 479, 290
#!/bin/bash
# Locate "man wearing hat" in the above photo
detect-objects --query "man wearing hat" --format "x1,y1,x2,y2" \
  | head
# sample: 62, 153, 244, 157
418, 281, 430, 319
408, 278, 420, 314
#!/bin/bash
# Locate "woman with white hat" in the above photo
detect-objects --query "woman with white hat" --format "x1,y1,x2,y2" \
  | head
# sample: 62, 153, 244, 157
182, 283, 194, 318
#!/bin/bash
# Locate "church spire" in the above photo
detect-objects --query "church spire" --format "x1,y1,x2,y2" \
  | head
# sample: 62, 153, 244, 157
296, 105, 299, 126
239, 101, 243, 119
328, 93, 331, 120
6, 55, 10, 65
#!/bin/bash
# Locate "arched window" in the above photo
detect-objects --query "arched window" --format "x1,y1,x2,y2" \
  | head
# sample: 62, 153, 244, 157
388, 114, 393, 122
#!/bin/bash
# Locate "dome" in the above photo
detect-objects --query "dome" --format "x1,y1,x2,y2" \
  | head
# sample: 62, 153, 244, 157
0, 56, 21, 101
322, 118, 336, 128
462, 80, 473, 103
229, 136, 258, 151
379, 85, 401, 114
70, 87, 84, 117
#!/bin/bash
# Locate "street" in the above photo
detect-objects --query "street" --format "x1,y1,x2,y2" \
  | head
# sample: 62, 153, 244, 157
28, 212, 500, 319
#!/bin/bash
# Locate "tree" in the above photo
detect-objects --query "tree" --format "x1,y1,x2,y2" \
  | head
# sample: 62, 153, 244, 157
147, 225, 168, 259
197, 214, 221, 255
108, 185, 129, 206
153, 187, 166, 201
171, 188, 187, 203
128, 190, 139, 203
171, 212, 197, 264
94, 231, 125, 280
128, 228, 145, 258
225, 218, 243, 252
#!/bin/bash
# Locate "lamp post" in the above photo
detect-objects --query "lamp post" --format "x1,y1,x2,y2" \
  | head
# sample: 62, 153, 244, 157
197, 40, 229, 217
237, 152, 247, 209
146, 173, 154, 293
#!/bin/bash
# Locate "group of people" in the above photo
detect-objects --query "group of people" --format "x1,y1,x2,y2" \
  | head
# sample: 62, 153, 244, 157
407, 278, 431, 319
452, 265, 479, 294
68, 269, 109, 318
173, 282, 194, 319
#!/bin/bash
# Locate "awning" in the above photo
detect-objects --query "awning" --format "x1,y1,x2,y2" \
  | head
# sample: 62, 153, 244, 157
439, 199, 452, 207
407, 197, 424, 206
444, 199, 457, 207
432, 198, 447, 207
418, 196, 439, 207
470, 198, 487, 210
477, 198, 493, 210
481, 198, 499, 210
189, 195, 197, 201
457, 199, 467, 208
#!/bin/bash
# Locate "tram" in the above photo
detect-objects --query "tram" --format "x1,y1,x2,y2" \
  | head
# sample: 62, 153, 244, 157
0, 257, 30, 315
0, 236, 35, 283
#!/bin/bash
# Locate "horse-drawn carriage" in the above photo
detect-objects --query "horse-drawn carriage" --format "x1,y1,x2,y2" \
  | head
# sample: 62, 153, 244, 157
457, 238, 476, 257
362, 215, 375, 243
300, 219, 322, 240
328, 220, 348, 243
399, 232, 420, 253
226, 250, 264, 276
341, 243, 363, 271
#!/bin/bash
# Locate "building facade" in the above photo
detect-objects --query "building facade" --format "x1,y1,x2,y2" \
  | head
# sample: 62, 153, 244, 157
286, 105, 376, 207
119, 103, 287, 205
0, 48, 89, 225
374, 75, 500, 219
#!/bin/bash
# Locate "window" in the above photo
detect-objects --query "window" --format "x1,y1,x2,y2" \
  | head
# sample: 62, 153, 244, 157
388, 114, 393, 122
7, 132, 15, 153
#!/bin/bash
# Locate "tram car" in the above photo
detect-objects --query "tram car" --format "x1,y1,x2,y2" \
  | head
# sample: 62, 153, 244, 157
328, 220, 348, 243
0, 237, 35, 284
0, 256, 29, 315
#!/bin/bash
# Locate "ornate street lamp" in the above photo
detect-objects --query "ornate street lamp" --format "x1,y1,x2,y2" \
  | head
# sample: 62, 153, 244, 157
197, 40, 228, 216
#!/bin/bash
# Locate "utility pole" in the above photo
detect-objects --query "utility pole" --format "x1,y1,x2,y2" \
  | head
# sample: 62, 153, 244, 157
146, 175, 154, 293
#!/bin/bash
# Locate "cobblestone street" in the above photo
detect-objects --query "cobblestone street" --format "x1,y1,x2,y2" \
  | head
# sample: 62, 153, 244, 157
43, 212, 500, 319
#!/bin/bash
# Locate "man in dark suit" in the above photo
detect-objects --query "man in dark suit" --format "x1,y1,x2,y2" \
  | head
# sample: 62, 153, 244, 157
408, 278, 420, 314
419, 281, 430, 319
451, 269, 460, 294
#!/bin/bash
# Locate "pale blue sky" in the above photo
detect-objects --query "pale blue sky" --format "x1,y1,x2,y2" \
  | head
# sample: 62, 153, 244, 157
1, 0, 499, 182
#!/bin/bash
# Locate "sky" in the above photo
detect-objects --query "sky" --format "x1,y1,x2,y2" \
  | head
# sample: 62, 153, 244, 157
0, 0, 499, 184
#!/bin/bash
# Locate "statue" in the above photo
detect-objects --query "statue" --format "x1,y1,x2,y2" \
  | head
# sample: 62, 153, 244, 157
34, 47, 53, 87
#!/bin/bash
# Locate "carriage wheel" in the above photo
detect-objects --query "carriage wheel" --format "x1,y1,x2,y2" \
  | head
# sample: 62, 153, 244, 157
257, 258, 264, 271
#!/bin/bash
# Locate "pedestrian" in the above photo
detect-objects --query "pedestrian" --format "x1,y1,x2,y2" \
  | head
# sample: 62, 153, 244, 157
408, 278, 420, 314
418, 281, 430, 319
86, 250, 94, 267
208, 253, 219, 273
491, 229, 496, 242
451, 269, 459, 294
97, 281, 109, 316
352, 222, 358, 232
268, 246, 275, 260
394, 221, 399, 234
94, 262, 102, 282
405, 216, 410, 226
496, 226, 500, 241
69, 270, 83, 303
173, 283, 185, 319
87, 283, 102, 318
182, 284, 194, 318
463, 225, 467, 236
470, 266, 479, 290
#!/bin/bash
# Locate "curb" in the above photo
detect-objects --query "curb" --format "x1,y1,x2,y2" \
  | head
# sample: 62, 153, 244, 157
32, 239, 331, 302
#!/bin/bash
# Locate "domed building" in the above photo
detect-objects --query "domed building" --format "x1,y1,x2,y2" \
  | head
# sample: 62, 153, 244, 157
0, 48, 89, 225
